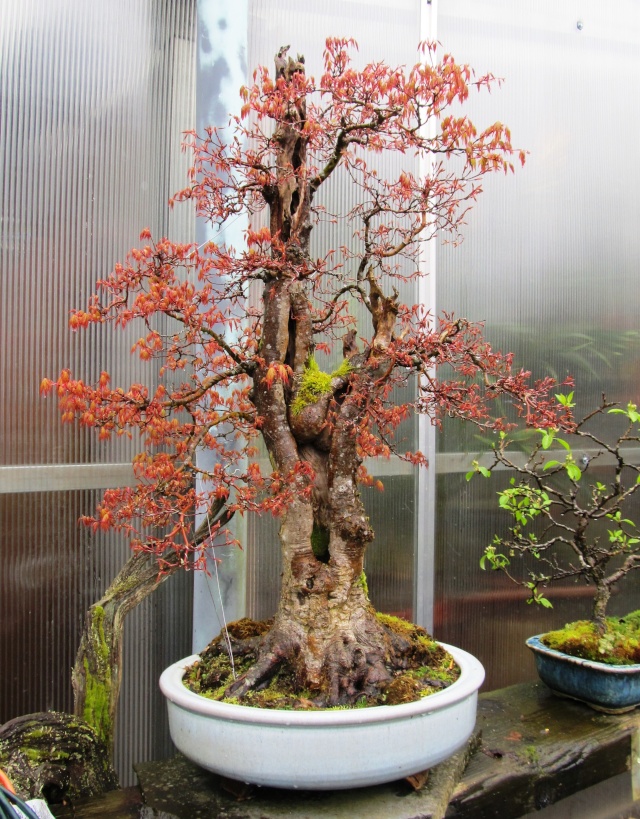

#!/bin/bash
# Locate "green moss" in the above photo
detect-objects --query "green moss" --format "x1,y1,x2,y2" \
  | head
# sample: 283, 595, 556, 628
81, 605, 112, 744
83, 659, 111, 742
326, 696, 369, 711
377, 614, 425, 646
91, 606, 110, 664
291, 357, 351, 416
356, 570, 369, 598
184, 615, 459, 710
542, 611, 640, 665
375, 612, 414, 634
23, 729, 46, 741
311, 522, 330, 561
291, 358, 332, 415
331, 359, 352, 380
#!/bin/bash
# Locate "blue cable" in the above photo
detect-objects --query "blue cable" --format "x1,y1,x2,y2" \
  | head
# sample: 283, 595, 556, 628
0, 786, 42, 819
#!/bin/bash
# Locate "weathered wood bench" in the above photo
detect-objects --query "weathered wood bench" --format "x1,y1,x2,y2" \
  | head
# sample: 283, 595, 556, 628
51, 680, 640, 818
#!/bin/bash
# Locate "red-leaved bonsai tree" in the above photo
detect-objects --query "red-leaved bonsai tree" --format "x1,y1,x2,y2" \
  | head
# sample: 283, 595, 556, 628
42, 40, 572, 745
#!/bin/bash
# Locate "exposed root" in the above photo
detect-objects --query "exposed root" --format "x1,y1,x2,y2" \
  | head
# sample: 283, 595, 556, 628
324, 634, 392, 705
224, 636, 294, 699
184, 614, 459, 710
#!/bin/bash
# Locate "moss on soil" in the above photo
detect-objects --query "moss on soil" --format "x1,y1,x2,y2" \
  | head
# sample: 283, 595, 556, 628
183, 614, 460, 709
542, 610, 640, 665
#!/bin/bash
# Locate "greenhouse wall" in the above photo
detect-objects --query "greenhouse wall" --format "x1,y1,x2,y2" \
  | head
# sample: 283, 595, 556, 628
0, 0, 197, 783
434, 0, 640, 691
2, 0, 639, 782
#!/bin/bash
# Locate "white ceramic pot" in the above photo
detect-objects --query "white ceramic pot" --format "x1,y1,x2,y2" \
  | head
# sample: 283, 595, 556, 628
160, 643, 484, 790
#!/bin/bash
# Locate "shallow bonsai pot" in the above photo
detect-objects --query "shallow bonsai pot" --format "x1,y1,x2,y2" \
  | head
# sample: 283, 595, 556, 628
160, 643, 484, 790
526, 634, 640, 714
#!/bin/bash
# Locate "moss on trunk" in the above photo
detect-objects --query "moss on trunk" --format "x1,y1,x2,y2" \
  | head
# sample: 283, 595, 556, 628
72, 550, 180, 756
0, 712, 117, 803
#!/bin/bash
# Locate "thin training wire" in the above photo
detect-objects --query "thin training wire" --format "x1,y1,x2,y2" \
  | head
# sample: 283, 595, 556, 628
196, 211, 245, 251
205, 515, 237, 679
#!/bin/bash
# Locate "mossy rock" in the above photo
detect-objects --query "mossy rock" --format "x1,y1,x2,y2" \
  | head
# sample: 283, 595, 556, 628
542, 610, 640, 665
384, 675, 422, 705
0, 711, 118, 803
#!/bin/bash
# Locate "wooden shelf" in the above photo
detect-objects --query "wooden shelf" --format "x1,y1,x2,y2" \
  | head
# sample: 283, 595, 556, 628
51, 681, 640, 819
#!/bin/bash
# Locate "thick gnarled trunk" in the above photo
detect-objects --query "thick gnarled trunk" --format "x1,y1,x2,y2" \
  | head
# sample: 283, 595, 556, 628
227, 46, 406, 705
228, 492, 392, 705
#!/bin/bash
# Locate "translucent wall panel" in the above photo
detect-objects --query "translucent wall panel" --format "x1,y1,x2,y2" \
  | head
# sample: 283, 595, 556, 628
243, 0, 423, 622
434, 1, 640, 690
0, 491, 192, 782
1, 0, 196, 784
1, 0, 195, 467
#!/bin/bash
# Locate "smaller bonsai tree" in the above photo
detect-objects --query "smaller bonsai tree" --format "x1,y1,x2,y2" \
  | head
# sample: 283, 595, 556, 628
472, 394, 640, 661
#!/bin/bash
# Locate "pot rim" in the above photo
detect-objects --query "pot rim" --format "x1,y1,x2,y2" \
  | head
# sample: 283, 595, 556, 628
526, 634, 640, 674
160, 642, 484, 727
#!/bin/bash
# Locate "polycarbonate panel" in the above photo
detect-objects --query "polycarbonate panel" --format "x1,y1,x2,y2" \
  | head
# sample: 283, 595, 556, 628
244, 0, 422, 621
434, 1, 640, 689
1, 0, 195, 467
0, 491, 193, 782
1, 0, 196, 785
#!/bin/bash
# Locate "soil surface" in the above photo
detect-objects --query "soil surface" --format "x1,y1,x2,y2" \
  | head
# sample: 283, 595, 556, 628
542, 609, 640, 664
183, 613, 460, 709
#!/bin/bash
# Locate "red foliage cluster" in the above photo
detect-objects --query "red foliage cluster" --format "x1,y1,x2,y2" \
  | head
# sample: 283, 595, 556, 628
42, 39, 571, 570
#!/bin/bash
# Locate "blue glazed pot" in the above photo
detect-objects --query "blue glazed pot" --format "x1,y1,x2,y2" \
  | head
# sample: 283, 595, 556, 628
526, 634, 640, 714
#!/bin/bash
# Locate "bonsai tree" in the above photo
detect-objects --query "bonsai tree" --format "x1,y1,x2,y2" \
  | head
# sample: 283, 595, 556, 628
41, 40, 571, 726
475, 394, 640, 658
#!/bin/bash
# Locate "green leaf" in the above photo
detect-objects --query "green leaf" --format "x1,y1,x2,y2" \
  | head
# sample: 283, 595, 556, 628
566, 461, 582, 482
543, 460, 561, 470
555, 391, 575, 407
540, 430, 554, 450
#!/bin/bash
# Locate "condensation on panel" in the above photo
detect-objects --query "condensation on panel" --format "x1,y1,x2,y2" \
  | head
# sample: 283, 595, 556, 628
0, 0, 196, 786
434, 1, 640, 689
0, 0, 196, 468
244, 0, 423, 621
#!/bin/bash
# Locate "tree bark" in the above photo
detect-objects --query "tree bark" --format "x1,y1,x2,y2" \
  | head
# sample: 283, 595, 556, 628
223, 49, 412, 705
72, 551, 179, 756
592, 581, 611, 633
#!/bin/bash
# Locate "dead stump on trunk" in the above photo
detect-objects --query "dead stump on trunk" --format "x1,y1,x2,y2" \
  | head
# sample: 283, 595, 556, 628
0, 711, 118, 804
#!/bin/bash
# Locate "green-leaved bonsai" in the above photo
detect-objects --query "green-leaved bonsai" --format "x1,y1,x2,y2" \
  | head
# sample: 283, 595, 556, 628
471, 394, 640, 664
